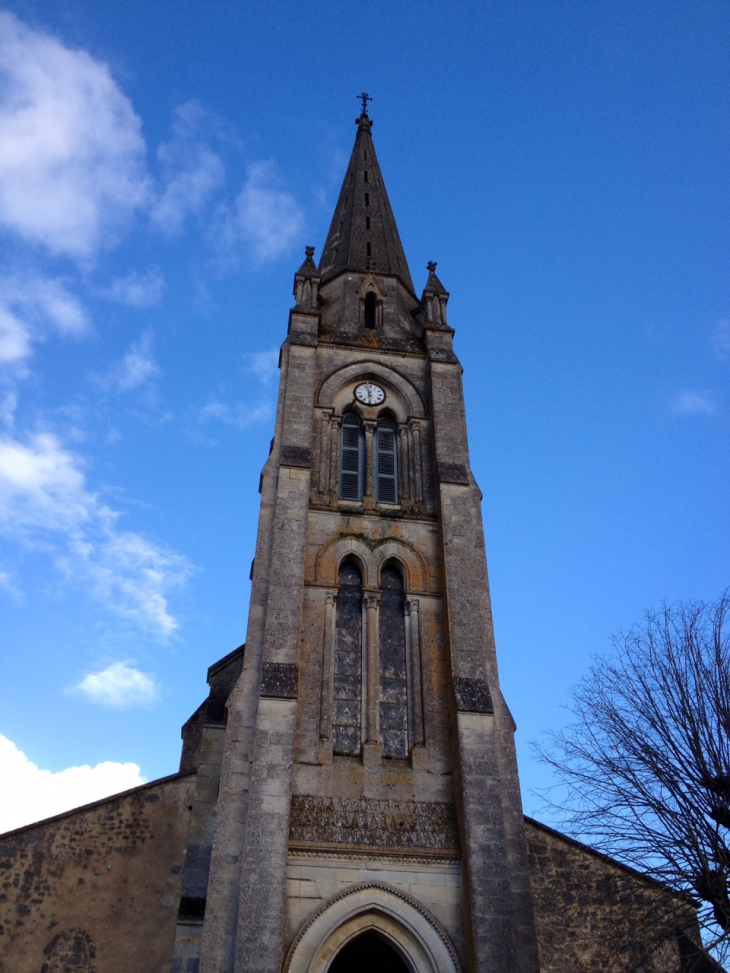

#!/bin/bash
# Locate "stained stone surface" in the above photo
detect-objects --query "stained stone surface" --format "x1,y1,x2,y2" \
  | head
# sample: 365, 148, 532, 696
260, 662, 299, 699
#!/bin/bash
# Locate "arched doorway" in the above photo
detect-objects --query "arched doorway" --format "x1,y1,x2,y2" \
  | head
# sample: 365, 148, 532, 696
329, 931, 410, 973
284, 882, 461, 973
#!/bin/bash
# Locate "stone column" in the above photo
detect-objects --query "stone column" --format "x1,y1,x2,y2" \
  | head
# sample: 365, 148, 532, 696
398, 425, 410, 501
318, 411, 332, 496
410, 420, 423, 503
363, 592, 380, 759
406, 598, 424, 748
329, 415, 342, 502
319, 591, 336, 742
363, 419, 376, 501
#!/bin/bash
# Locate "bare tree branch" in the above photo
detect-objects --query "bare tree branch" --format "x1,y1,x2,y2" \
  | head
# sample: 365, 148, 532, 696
534, 591, 730, 966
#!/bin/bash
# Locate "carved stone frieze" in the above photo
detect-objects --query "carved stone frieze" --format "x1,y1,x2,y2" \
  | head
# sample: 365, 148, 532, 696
289, 795, 459, 852
260, 662, 298, 699
453, 677, 493, 714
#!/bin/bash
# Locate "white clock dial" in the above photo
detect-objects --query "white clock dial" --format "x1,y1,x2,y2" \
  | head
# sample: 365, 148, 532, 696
355, 382, 385, 406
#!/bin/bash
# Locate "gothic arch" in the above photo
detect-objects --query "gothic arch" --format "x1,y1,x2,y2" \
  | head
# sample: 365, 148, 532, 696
284, 882, 461, 973
316, 536, 429, 593
317, 361, 427, 418
316, 537, 375, 588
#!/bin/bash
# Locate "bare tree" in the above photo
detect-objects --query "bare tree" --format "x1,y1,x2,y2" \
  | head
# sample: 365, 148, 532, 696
535, 591, 730, 967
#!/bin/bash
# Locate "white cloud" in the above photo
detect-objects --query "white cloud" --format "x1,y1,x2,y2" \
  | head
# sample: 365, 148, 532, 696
104, 268, 165, 308
0, 734, 145, 834
0, 12, 148, 259
0, 431, 192, 635
0, 275, 88, 368
234, 161, 303, 261
151, 101, 225, 236
672, 390, 719, 416
108, 332, 159, 391
0, 568, 21, 599
0, 391, 16, 427
0, 303, 31, 364
73, 661, 158, 708
246, 348, 280, 385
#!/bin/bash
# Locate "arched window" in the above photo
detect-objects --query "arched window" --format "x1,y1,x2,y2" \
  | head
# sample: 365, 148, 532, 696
363, 291, 377, 329
333, 560, 363, 755
339, 413, 364, 501
375, 418, 398, 504
379, 562, 408, 758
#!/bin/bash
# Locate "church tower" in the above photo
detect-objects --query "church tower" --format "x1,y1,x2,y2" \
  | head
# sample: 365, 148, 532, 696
189, 107, 541, 973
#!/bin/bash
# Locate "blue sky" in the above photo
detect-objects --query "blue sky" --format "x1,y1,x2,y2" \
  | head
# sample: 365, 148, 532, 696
0, 0, 727, 830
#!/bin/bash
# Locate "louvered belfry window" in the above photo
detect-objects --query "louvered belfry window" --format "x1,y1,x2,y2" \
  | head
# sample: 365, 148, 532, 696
339, 413, 364, 501
333, 560, 363, 756
375, 418, 398, 504
379, 563, 408, 758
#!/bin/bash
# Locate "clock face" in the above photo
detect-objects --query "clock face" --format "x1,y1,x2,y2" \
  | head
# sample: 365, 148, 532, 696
355, 382, 385, 406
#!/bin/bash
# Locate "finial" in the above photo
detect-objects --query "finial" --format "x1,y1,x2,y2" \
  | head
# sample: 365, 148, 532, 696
427, 261, 437, 273
357, 91, 373, 116
305, 246, 315, 258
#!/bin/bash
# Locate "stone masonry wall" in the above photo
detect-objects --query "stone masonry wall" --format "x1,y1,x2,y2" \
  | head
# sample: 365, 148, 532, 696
525, 818, 690, 973
0, 773, 195, 973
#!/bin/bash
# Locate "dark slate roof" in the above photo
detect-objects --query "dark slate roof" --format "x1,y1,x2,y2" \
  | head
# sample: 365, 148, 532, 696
318, 113, 414, 293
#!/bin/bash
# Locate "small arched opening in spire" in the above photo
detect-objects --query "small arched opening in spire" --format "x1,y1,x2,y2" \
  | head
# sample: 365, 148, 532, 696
363, 291, 377, 330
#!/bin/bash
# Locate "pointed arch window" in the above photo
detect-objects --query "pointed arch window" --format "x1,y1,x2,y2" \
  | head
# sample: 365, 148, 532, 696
333, 560, 363, 755
339, 413, 364, 501
375, 418, 398, 504
379, 562, 408, 758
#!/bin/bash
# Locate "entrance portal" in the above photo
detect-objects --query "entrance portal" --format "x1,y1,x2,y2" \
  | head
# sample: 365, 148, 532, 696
329, 932, 410, 973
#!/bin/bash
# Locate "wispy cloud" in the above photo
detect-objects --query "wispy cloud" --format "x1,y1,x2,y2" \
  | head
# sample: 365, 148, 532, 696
0, 430, 192, 635
151, 101, 225, 236
72, 661, 158, 708
0, 275, 88, 368
712, 319, 730, 361
0, 734, 145, 833
104, 268, 166, 308
104, 332, 160, 392
197, 399, 272, 430
671, 390, 719, 416
231, 161, 303, 261
0, 567, 22, 600
0, 12, 148, 260
246, 348, 279, 385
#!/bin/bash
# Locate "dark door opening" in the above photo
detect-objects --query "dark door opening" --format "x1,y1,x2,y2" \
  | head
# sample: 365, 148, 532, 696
328, 931, 410, 973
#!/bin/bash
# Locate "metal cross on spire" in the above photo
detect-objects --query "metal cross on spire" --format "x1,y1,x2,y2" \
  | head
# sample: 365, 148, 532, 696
357, 92, 372, 115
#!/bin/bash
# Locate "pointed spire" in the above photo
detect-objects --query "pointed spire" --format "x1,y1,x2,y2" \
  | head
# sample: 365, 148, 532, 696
424, 260, 448, 295
318, 112, 414, 294
420, 261, 450, 330
296, 245, 318, 277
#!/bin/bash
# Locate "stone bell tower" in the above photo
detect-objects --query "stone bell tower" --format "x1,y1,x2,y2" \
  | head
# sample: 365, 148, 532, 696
193, 108, 542, 973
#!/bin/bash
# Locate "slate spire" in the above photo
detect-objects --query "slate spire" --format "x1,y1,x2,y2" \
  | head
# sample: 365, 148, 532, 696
318, 112, 415, 294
